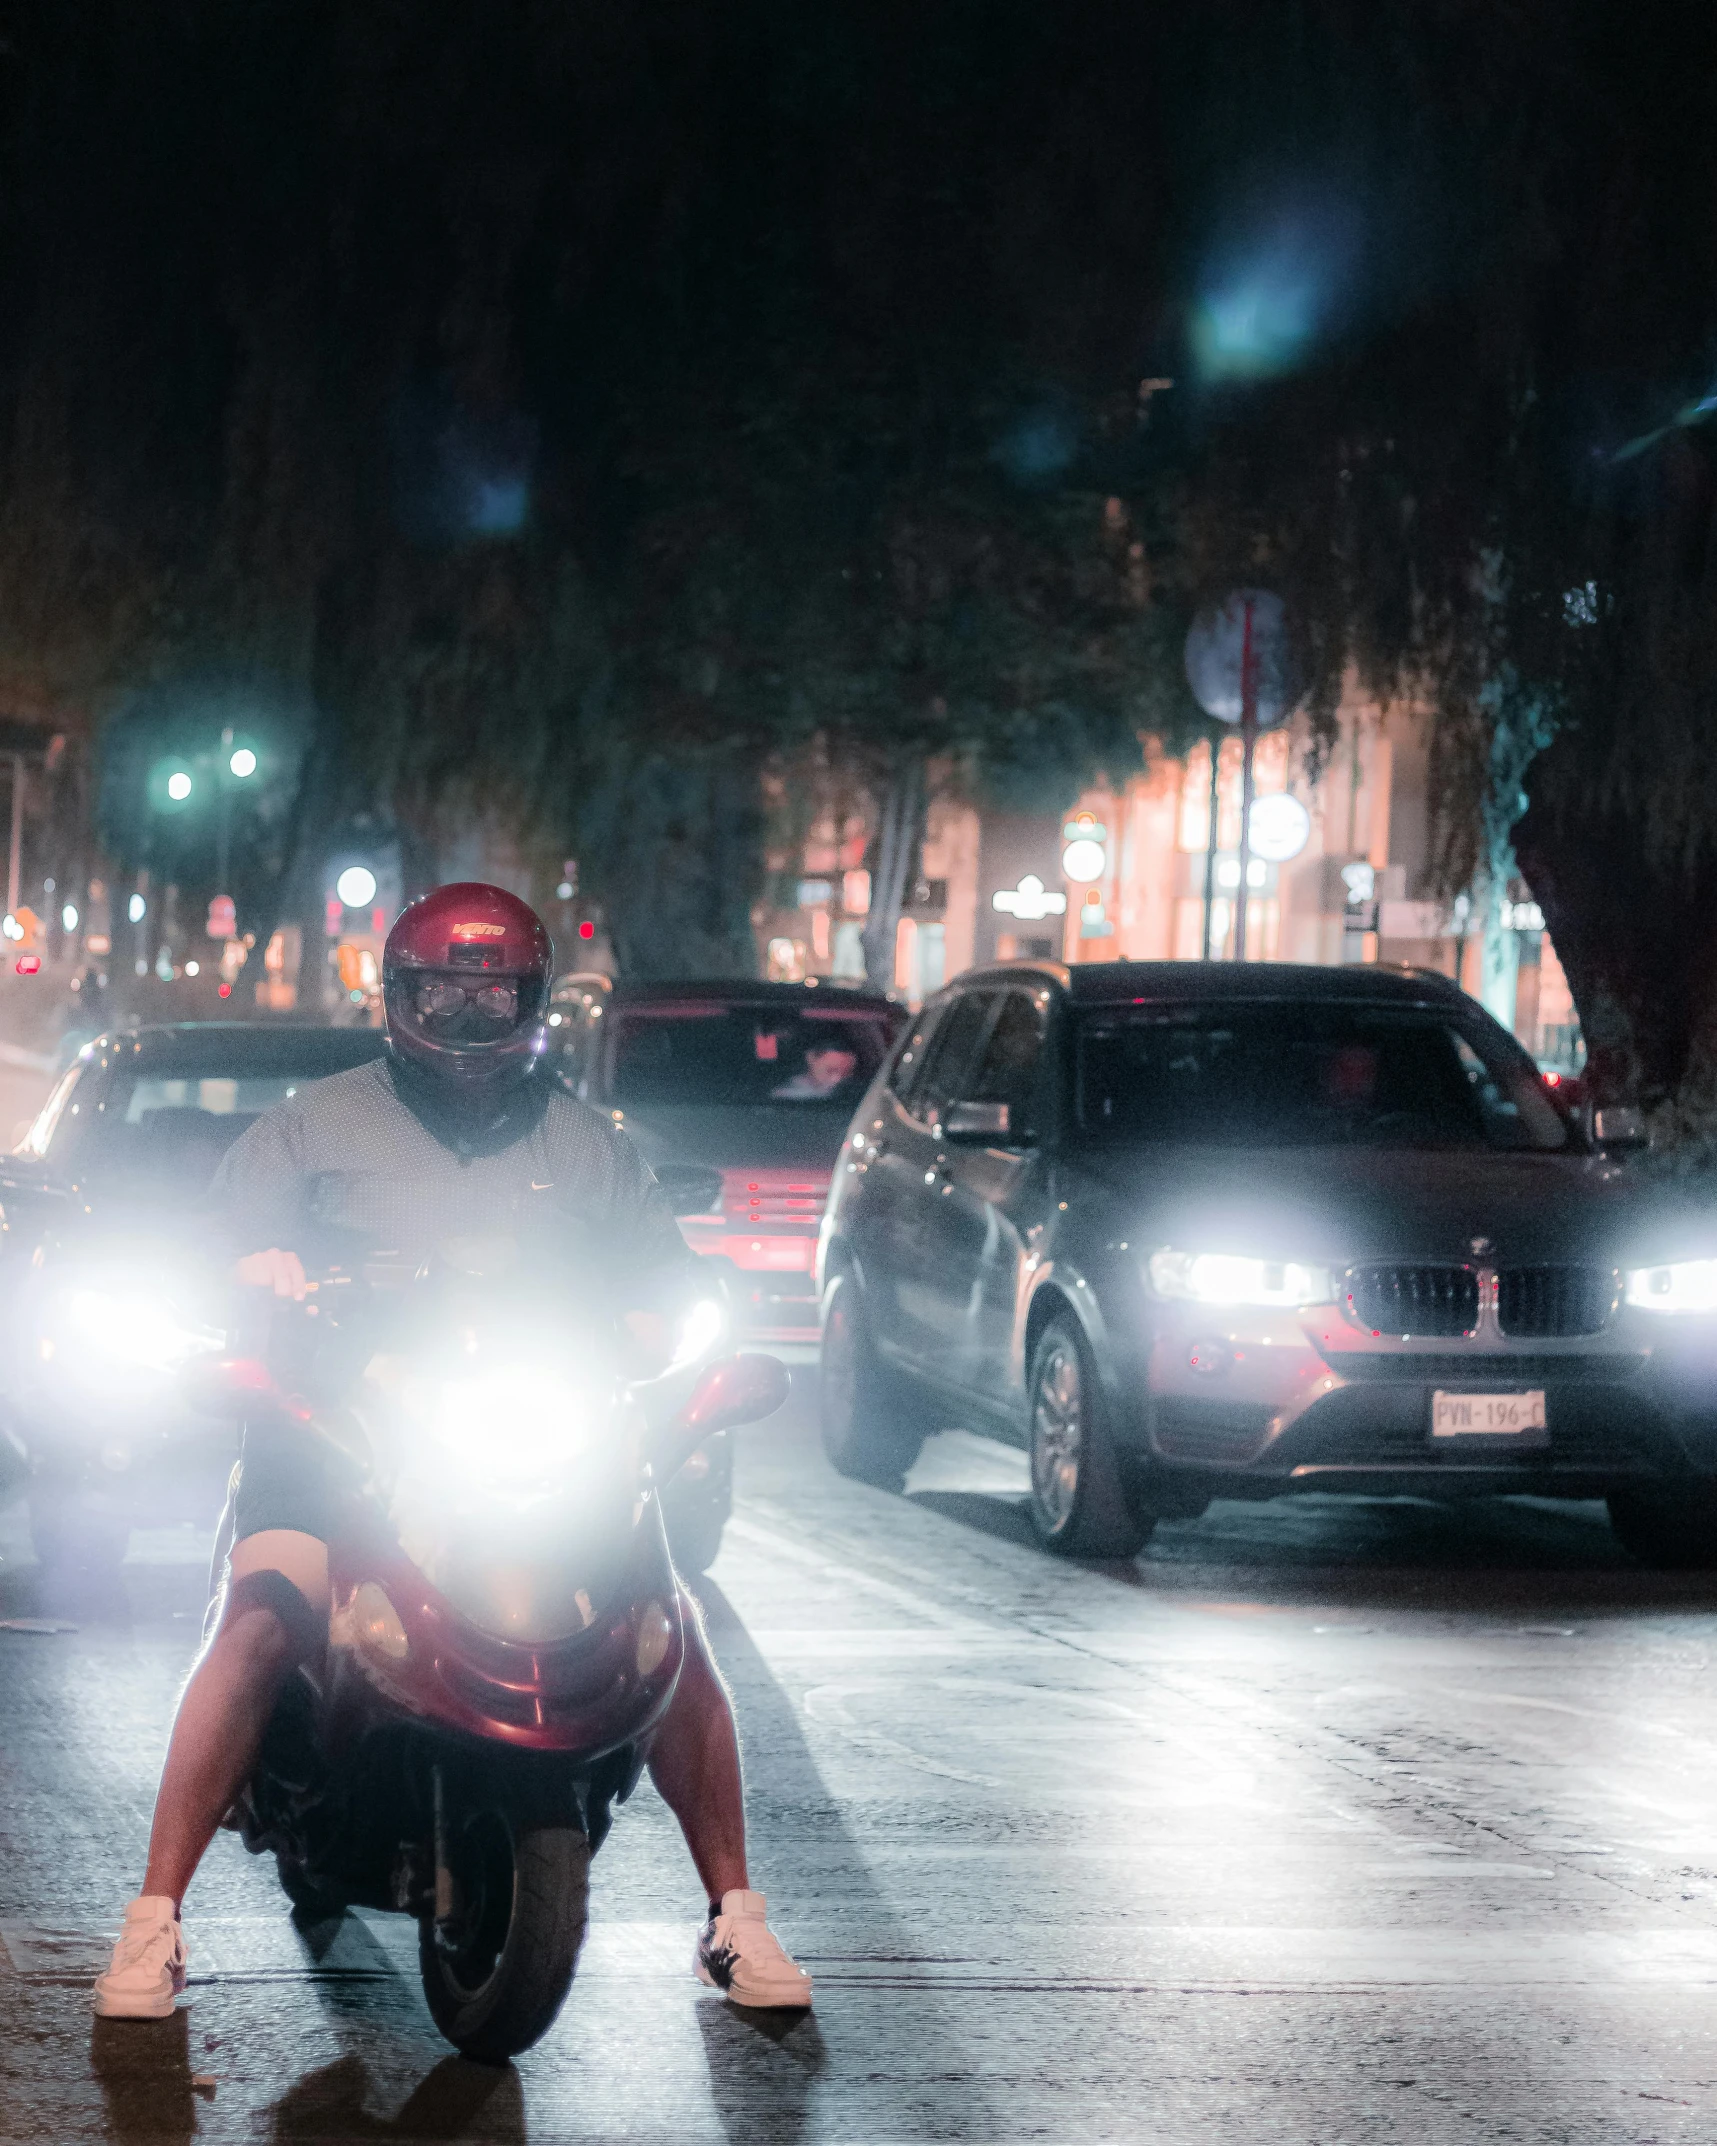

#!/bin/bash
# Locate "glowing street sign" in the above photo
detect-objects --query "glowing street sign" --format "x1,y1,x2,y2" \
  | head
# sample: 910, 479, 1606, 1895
992, 874, 1067, 921
1247, 792, 1311, 863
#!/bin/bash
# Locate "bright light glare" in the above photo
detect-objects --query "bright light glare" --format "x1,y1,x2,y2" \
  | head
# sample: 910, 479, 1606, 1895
56, 1288, 209, 1375
1248, 792, 1312, 863
1061, 837, 1106, 883
166, 770, 193, 802
336, 865, 379, 908
425, 1373, 591, 1488
61, 904, 78, 932
1148, 1248, 1334, 1308
128, 893, 147, 923
229, 746, 258, 778
671, 1295, 727, 1368
1625, 1261, 1717, 1314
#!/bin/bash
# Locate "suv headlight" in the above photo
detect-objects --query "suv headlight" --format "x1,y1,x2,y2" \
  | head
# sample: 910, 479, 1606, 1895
1624, 1260, 1717, 1314
1147, 1249, 1335, 1309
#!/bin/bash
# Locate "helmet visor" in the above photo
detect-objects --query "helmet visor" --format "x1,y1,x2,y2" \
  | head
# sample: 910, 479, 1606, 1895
402, 973, 539, 1048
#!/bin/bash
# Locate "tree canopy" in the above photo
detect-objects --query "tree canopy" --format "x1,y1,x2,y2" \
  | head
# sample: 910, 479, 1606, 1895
3, 3, 1717, 1119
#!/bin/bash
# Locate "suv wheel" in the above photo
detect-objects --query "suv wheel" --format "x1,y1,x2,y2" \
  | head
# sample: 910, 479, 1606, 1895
1607, 1486, 1717, 1569
819, 1271, 927, 1490
1026, 1314, 1154, 1559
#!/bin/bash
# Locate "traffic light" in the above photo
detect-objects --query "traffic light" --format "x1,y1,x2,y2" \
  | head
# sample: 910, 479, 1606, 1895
1061, 811, 1107, 883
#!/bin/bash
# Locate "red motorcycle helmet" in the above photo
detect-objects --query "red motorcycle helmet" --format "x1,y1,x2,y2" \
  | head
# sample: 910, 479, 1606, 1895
382, 883, 554, 1102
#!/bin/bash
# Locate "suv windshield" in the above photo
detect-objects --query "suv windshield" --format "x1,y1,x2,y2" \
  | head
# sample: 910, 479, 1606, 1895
606, 1005, 890, 1110
1075, 1000, 1570, 1152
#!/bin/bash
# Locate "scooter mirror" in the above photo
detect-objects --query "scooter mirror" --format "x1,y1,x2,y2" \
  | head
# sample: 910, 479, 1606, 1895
179, 1354, 285, 1420
655, 1352, 790, 1483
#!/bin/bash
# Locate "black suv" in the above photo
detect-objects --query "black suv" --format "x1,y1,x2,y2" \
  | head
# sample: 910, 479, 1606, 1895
817, 960, 1717, 1565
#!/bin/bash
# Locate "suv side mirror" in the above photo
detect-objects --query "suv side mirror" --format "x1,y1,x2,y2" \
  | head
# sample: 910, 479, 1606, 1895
1592, 1105, 1649, 1151
942, 1099, 1014, 1144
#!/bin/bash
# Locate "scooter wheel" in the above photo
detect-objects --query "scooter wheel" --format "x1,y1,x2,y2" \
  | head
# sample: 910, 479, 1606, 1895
419, 1816, 589, 2062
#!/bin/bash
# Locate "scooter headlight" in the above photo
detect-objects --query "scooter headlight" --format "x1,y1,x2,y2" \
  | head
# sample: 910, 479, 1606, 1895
350, 1581, 410, 1663
635, 1598, 674, 1677
419, 1370, 604, 1491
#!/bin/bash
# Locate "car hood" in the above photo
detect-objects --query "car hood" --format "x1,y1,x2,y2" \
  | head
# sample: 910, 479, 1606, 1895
1058, 1143, 1717, 1270
609, 1104, 849, 1175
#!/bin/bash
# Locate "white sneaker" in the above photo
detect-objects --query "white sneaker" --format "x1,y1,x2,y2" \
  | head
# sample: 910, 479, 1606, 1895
92, 1897, 187, 2019
694, 1889, 812, 2009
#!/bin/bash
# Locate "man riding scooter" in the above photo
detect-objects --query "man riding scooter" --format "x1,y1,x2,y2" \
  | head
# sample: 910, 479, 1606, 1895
94, 882, 811, 2020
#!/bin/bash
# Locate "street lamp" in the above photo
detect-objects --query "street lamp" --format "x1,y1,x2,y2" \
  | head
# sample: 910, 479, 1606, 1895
229, 746, 258, 779
336, 864, 379, 909
165, 769, 193, 803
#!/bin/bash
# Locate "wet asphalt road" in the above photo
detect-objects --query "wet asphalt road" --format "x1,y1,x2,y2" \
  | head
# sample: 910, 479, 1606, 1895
7, 1382, 1717, 2143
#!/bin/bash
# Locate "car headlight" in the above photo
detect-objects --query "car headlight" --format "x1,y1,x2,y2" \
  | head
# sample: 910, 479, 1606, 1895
1624, 1260, 1717, 1314
1147, 1249, 1336, 1309
50, 1287, 217, 1376
669, 1295, 727, 1368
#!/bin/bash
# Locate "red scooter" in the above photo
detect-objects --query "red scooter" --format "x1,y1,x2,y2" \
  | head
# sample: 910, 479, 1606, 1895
190, 1247, 786, 2062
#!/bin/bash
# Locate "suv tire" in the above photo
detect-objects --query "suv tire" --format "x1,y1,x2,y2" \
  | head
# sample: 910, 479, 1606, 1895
819, 1270, 928, 1490
1026, 1313, 1154, 1559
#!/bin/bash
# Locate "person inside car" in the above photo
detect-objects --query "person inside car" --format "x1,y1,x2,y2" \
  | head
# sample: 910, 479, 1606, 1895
771, 1042, 859, 1100
93, 883, 811, 2019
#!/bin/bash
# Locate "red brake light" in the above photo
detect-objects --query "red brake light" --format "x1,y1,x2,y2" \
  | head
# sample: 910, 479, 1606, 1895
14, 955, 39, 975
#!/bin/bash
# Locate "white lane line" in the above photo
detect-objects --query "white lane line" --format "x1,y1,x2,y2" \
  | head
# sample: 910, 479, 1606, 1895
16, 1916, 1717, 1987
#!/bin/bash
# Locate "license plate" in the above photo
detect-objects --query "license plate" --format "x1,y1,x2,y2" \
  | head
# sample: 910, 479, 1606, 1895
1432, 1390, 1547, 1438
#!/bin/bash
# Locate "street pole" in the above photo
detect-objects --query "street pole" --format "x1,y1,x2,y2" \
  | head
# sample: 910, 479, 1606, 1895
1232, 597, 1258, 961
6, 753, 22, 922
216, 728, 232, 902
1199, 732, 1221, 959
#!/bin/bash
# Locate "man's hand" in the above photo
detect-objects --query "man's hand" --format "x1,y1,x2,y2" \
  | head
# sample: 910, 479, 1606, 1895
236, 1248, 308, 1301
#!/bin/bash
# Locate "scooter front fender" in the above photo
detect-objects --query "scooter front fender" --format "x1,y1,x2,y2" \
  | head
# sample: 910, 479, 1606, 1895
325, 1519, 686, 1758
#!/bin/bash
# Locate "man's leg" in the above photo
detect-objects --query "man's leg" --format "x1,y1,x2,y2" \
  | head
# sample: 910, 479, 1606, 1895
94, 1530, 328, 2019
650, 1592, 810, 2009
141, 1530, 330, 1903
646, 1597, 748, 1901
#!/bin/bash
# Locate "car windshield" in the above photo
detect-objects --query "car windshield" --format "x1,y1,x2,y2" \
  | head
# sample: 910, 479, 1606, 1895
33, 1033, 388, 1196
1074, 1000, 1571, 1152
606, 1005, 889, 1109
76, 1073, 331, 1195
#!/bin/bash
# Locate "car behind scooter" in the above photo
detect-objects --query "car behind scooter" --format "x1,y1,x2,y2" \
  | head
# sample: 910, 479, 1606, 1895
188, 1243, 786, 2061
